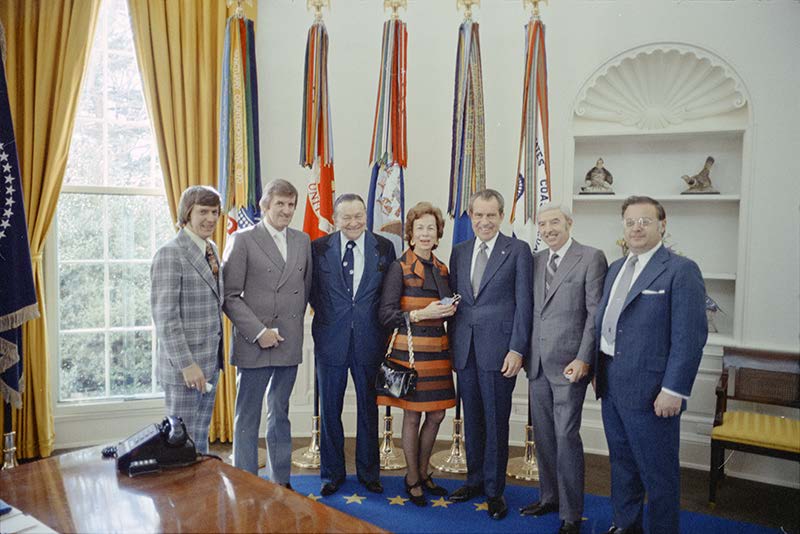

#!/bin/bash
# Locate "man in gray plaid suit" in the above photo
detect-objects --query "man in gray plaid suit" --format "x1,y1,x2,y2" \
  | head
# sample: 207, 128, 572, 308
222, 179, 312, 488
151, 185, 224, 454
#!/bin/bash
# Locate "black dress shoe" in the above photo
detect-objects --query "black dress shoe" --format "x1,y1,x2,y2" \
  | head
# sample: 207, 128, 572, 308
363, 480, 384, 494
519, 500, 559, 516
320, 480, 343, 496
283, 482, 294, 491
404, 476, 427, 507
487, 496, 508, 520
421, 473, 448, 496
604, 526, 643, 534
449, 484, 484, 502
559, 520, 581, 534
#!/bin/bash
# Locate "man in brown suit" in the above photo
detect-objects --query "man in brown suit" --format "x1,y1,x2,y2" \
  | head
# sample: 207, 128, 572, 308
222, 179, 312, 488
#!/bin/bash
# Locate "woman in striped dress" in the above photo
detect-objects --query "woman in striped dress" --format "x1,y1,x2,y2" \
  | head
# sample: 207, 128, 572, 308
377, 202, 458, 507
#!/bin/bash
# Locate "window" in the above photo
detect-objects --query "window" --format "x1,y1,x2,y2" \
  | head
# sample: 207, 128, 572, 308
57, 0, 172, 402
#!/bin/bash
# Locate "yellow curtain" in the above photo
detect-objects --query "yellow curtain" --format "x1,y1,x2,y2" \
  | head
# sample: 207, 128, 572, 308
0, 0, 101, 458
128, 0, 256, 443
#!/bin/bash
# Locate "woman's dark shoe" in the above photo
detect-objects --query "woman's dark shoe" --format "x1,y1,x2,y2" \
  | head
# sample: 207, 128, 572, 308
404, 476, 427, 507
421, 473, 448, 496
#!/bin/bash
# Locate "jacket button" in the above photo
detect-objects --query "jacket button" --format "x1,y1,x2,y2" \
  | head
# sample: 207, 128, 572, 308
274, 314, 278, 319
294, 290, 299, 294
292, 314, 297, 318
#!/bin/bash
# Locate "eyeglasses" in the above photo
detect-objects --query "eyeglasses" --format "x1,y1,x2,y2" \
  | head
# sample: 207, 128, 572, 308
623, 217, 656, 228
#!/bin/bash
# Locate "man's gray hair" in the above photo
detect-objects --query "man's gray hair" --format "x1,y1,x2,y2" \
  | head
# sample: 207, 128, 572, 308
333, 193, 366, 215
537, 202, 572, 221
259, 179, 298, 210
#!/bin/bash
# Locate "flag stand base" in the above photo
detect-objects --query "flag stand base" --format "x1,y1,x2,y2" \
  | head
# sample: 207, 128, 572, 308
379, 414, 406, 470
506, 424, 539, 480
430, 417, 468, 473
291, 416, 321, 469
2, 431, 17, 470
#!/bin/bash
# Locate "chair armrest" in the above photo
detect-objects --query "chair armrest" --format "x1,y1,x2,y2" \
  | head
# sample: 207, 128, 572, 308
713, 369, 729, 427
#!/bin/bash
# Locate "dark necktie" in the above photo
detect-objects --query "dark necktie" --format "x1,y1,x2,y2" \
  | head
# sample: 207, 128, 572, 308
205, 242, 219, 282
342, 240, 355, 297
545, 253, 559, 293
602, 255, 639, 346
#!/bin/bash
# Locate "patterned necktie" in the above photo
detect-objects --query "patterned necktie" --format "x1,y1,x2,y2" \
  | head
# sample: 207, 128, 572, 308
342, 240, 356, 297
205, 242, 219, 281
545, 253, 559, 293
471, 241, 488, 296
601, 255, 638, 346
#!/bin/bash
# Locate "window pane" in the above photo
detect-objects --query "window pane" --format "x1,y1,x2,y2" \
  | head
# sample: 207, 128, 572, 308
76, 46, 104, 121
107, 0, 134, 52
64, 119, 104, 186
58, 194, 104, 260
108, 126, 153, 187
155, 199, 176, 244
110, 330, 153, 396
108, 195, 157, 260
109, 263, 151, 328
59, 264, 105, 330
60, 332, 106, 400
107, 51, 147, 123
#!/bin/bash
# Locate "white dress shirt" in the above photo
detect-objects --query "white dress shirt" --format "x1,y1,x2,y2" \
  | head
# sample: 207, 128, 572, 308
600, 242, 685, 399
548, 237, 573, 268
263, 219, 288, 261
340, 231, 366, 299
184, 226, 211, 254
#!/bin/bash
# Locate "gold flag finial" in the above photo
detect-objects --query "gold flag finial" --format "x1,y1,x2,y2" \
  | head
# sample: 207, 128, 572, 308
457, 0, 480, 21
523, 0, 548, 20
384, 0, 407, 20
226, 0, 252, 19
307, 0, 331, 22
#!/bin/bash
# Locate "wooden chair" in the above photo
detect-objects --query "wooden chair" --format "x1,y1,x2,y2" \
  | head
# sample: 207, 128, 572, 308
709, 346, 800, 504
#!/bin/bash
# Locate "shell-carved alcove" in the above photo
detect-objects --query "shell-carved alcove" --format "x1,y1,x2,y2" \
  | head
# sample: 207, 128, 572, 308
574, 43, 749, 130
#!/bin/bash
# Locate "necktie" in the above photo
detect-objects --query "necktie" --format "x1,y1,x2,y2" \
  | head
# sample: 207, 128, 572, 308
205, 242, 219, 282
601, 255, 639, 346
545, 253, 559, 293
471, 241, 488, 296
343, 240, 355, 297
273, 231, 287, 261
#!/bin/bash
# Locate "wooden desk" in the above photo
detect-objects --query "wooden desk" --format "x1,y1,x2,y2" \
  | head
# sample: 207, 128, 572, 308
0, 447, 385, 533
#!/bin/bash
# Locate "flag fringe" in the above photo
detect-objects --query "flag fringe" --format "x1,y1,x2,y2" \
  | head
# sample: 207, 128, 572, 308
0, 373, 23, 408
0, 304, 39, 335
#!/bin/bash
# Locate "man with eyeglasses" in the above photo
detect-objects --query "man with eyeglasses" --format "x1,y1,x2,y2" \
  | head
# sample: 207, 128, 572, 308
594, 196, 708, 534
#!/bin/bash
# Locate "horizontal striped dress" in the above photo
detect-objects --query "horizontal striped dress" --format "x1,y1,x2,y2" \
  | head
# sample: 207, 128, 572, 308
377, 249, 456, 412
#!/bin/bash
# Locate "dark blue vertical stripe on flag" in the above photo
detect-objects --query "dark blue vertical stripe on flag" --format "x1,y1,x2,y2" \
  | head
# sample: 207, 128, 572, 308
0, 54, 38, 408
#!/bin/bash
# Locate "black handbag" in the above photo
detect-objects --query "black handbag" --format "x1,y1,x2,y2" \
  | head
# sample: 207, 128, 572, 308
375, 314, 417, 399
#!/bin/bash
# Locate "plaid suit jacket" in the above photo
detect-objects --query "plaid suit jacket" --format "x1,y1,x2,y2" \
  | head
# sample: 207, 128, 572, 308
151, 229, 224, 386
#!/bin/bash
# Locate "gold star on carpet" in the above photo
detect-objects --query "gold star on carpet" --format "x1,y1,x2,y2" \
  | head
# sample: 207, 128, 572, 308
387, 495, 409, 506
430, 497, 452, 508
307, 493, 322, 501
343, 493, 367, 504
473, 501, 489, 511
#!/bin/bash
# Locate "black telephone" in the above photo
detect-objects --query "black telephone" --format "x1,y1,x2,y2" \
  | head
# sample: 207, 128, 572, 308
115, 416, 197, 476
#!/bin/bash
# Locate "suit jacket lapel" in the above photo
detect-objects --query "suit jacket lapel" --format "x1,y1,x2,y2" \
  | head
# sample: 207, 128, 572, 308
277, 228, 299, 289
178, 230, 220, 299
543, 242, 582, 308
477, 233, 512, 296
253, 223, 286, 271
460, 238, 476, 304
355, 231, 378, 300
325, 232, 349, 298
622, 245, 669, 313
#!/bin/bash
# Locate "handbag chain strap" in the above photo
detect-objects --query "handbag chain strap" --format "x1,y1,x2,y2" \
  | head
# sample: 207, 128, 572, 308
384, 313, 415, 368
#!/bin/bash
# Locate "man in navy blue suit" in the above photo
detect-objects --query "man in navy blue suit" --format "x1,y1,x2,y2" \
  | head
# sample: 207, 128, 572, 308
310, 193, 396, 497
595, 196, 707, 534
447, 189, 533, 520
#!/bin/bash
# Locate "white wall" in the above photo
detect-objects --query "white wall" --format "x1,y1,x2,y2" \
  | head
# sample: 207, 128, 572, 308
255, 0, 800, 488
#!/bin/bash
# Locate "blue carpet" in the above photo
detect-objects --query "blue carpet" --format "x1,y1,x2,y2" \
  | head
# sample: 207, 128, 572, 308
281, 475, 777, 533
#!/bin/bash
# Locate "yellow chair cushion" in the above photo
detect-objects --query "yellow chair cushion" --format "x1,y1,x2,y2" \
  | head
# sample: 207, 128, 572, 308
712, 411, 800, 453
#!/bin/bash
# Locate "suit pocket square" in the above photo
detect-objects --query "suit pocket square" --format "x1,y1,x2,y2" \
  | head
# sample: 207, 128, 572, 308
642, 289, 666, 295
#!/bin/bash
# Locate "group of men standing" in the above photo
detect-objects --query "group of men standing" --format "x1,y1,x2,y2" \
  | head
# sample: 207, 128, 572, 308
151, 182, 707, 534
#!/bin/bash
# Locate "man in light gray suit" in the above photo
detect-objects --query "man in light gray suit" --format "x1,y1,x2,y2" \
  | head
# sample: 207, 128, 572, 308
222, 179, 312, 488
520, 203, 608, 534
151, 186, 224, 455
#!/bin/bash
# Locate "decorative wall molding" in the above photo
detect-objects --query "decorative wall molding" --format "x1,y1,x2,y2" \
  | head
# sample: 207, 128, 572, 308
574, 43, 749, 130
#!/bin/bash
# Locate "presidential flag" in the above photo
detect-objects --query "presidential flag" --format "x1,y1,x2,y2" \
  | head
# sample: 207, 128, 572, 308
0, 52, 38, 409
510, 18, 551, 252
